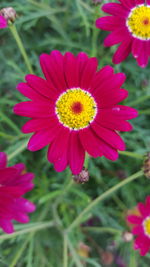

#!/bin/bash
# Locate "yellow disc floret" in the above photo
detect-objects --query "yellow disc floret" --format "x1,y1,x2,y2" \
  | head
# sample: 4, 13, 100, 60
55, 88, 97, 130
143, 216, 150, 237
127, 5, 150, 40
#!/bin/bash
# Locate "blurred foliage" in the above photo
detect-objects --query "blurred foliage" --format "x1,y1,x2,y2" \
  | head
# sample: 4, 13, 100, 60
0, 0, 150, 266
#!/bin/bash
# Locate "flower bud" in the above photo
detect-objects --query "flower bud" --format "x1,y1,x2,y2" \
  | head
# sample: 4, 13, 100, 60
0, 7, 17, 23
144, 152, 150, 178
73, 167, 89, 184
122, 231, 133, 242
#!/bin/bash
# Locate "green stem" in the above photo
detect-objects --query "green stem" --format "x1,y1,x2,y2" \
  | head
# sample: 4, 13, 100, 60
63, 234, 68, 267
127, 94, 150, 106
82, 226, 122, 234
9, 24, 33, 73
66, 235, 84, 267
0, 221, 54, 241
67, 170, 143, 232
119, 151, 143, 159
7, 139, 28, 161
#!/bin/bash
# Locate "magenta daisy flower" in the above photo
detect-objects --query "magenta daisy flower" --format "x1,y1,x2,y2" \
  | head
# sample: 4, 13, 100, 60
127, 196, 150, 256
14, 51, 138, 175
96, 0, 150, 67
0, 15, 7, 28
0, 152, 35, 234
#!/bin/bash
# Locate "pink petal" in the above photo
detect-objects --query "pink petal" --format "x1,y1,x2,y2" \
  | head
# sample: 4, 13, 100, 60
118, 0, 135, 9
22, 117, 57, 133
90, 65, 114, 93
113, 38, 132, 64
104, 27, 129, 47
96, 16, 124, 31
0, 219, 14, 234
136, 41, 149, 68
79, 127, 103, 158
25, 74, 57, 100
28, 125, 61, 151
107, 105, 138, 120
14, 212, 29, 223
92, 122, 126, 151
48, 127, 70, 163
76, 52, 89, 84
96, 88, 128, 108
69, 132, 85, 175
17, 82, 49, 101
80, 58, 98, 90
64, 52, 79, 88
0, 168, 18, 183
0, 152, 7, 168
14, 101, 54, 118
138, 203, 150, 217
0, 15, 7, 29
102, 3, 129, 17
127, 215, 143, 224
132, 225, 144, 235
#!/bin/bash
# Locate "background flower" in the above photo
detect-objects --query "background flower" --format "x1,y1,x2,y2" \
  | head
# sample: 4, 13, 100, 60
96, 0, 150, 67
127, 196, 150, 256
0, 152, 35, 234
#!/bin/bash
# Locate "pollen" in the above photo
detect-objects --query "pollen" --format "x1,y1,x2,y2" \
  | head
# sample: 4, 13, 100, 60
126, 5, 150, 40
143, 216, 150, 237
55, 88, 97, 130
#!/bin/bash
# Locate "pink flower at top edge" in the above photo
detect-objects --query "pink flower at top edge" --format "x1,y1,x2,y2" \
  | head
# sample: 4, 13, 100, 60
0, 15, 7, 28
0, 152, 35, 234
96, 0, 150, 68
127, 196, 150, 256
13, 50, 138, 175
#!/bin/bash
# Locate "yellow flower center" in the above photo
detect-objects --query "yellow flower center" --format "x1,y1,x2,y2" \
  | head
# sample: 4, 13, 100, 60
143, 216, 150, 237
55, 88, 97, 130
127, 5, 150, 40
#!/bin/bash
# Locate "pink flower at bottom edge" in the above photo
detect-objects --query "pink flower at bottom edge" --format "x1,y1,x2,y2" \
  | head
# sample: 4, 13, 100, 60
0, 152, 35, 234
96, 0, 150, 68
0, 15, 7, 29
127, 196, 150, 256
14, 50, 138, 175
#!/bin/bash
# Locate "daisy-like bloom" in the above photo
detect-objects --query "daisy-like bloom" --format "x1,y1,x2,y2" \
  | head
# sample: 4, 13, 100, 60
0, 152, 35, 234
96, 0, 150, 67
14, 51, 138, 174
0, 15, 7, 28
127, 196, 150, 256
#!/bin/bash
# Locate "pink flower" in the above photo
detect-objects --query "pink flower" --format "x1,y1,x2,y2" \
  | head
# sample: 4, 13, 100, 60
0, 152, 35, 234
0, 15, 7, 28
127, 196, 150, 256
96, 0, 150, 68
14, 51, 138, 174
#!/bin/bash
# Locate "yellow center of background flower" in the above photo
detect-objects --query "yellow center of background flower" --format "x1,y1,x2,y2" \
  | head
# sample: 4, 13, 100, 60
127, 5, 150, 40
55, 88, 97, 130
143, 217, 150, 237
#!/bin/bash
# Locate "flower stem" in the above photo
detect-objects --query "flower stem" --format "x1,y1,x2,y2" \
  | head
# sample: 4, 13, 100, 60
7, 139, 28, 161
9, 24, 33, 73
63, 234, 68, 267
119, 151, 143, 159
67, 170, 143, 232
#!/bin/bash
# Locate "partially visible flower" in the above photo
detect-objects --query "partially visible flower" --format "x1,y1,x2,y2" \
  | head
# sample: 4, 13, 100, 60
14, 50, 138, 175
0, 152, 35, 234
77, 242, 91, 258
101, 251, 114, 266
0, 7, 16, 23
0, 15, 7, 28
96, 0, 150, 67
127, 196, 150, 256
